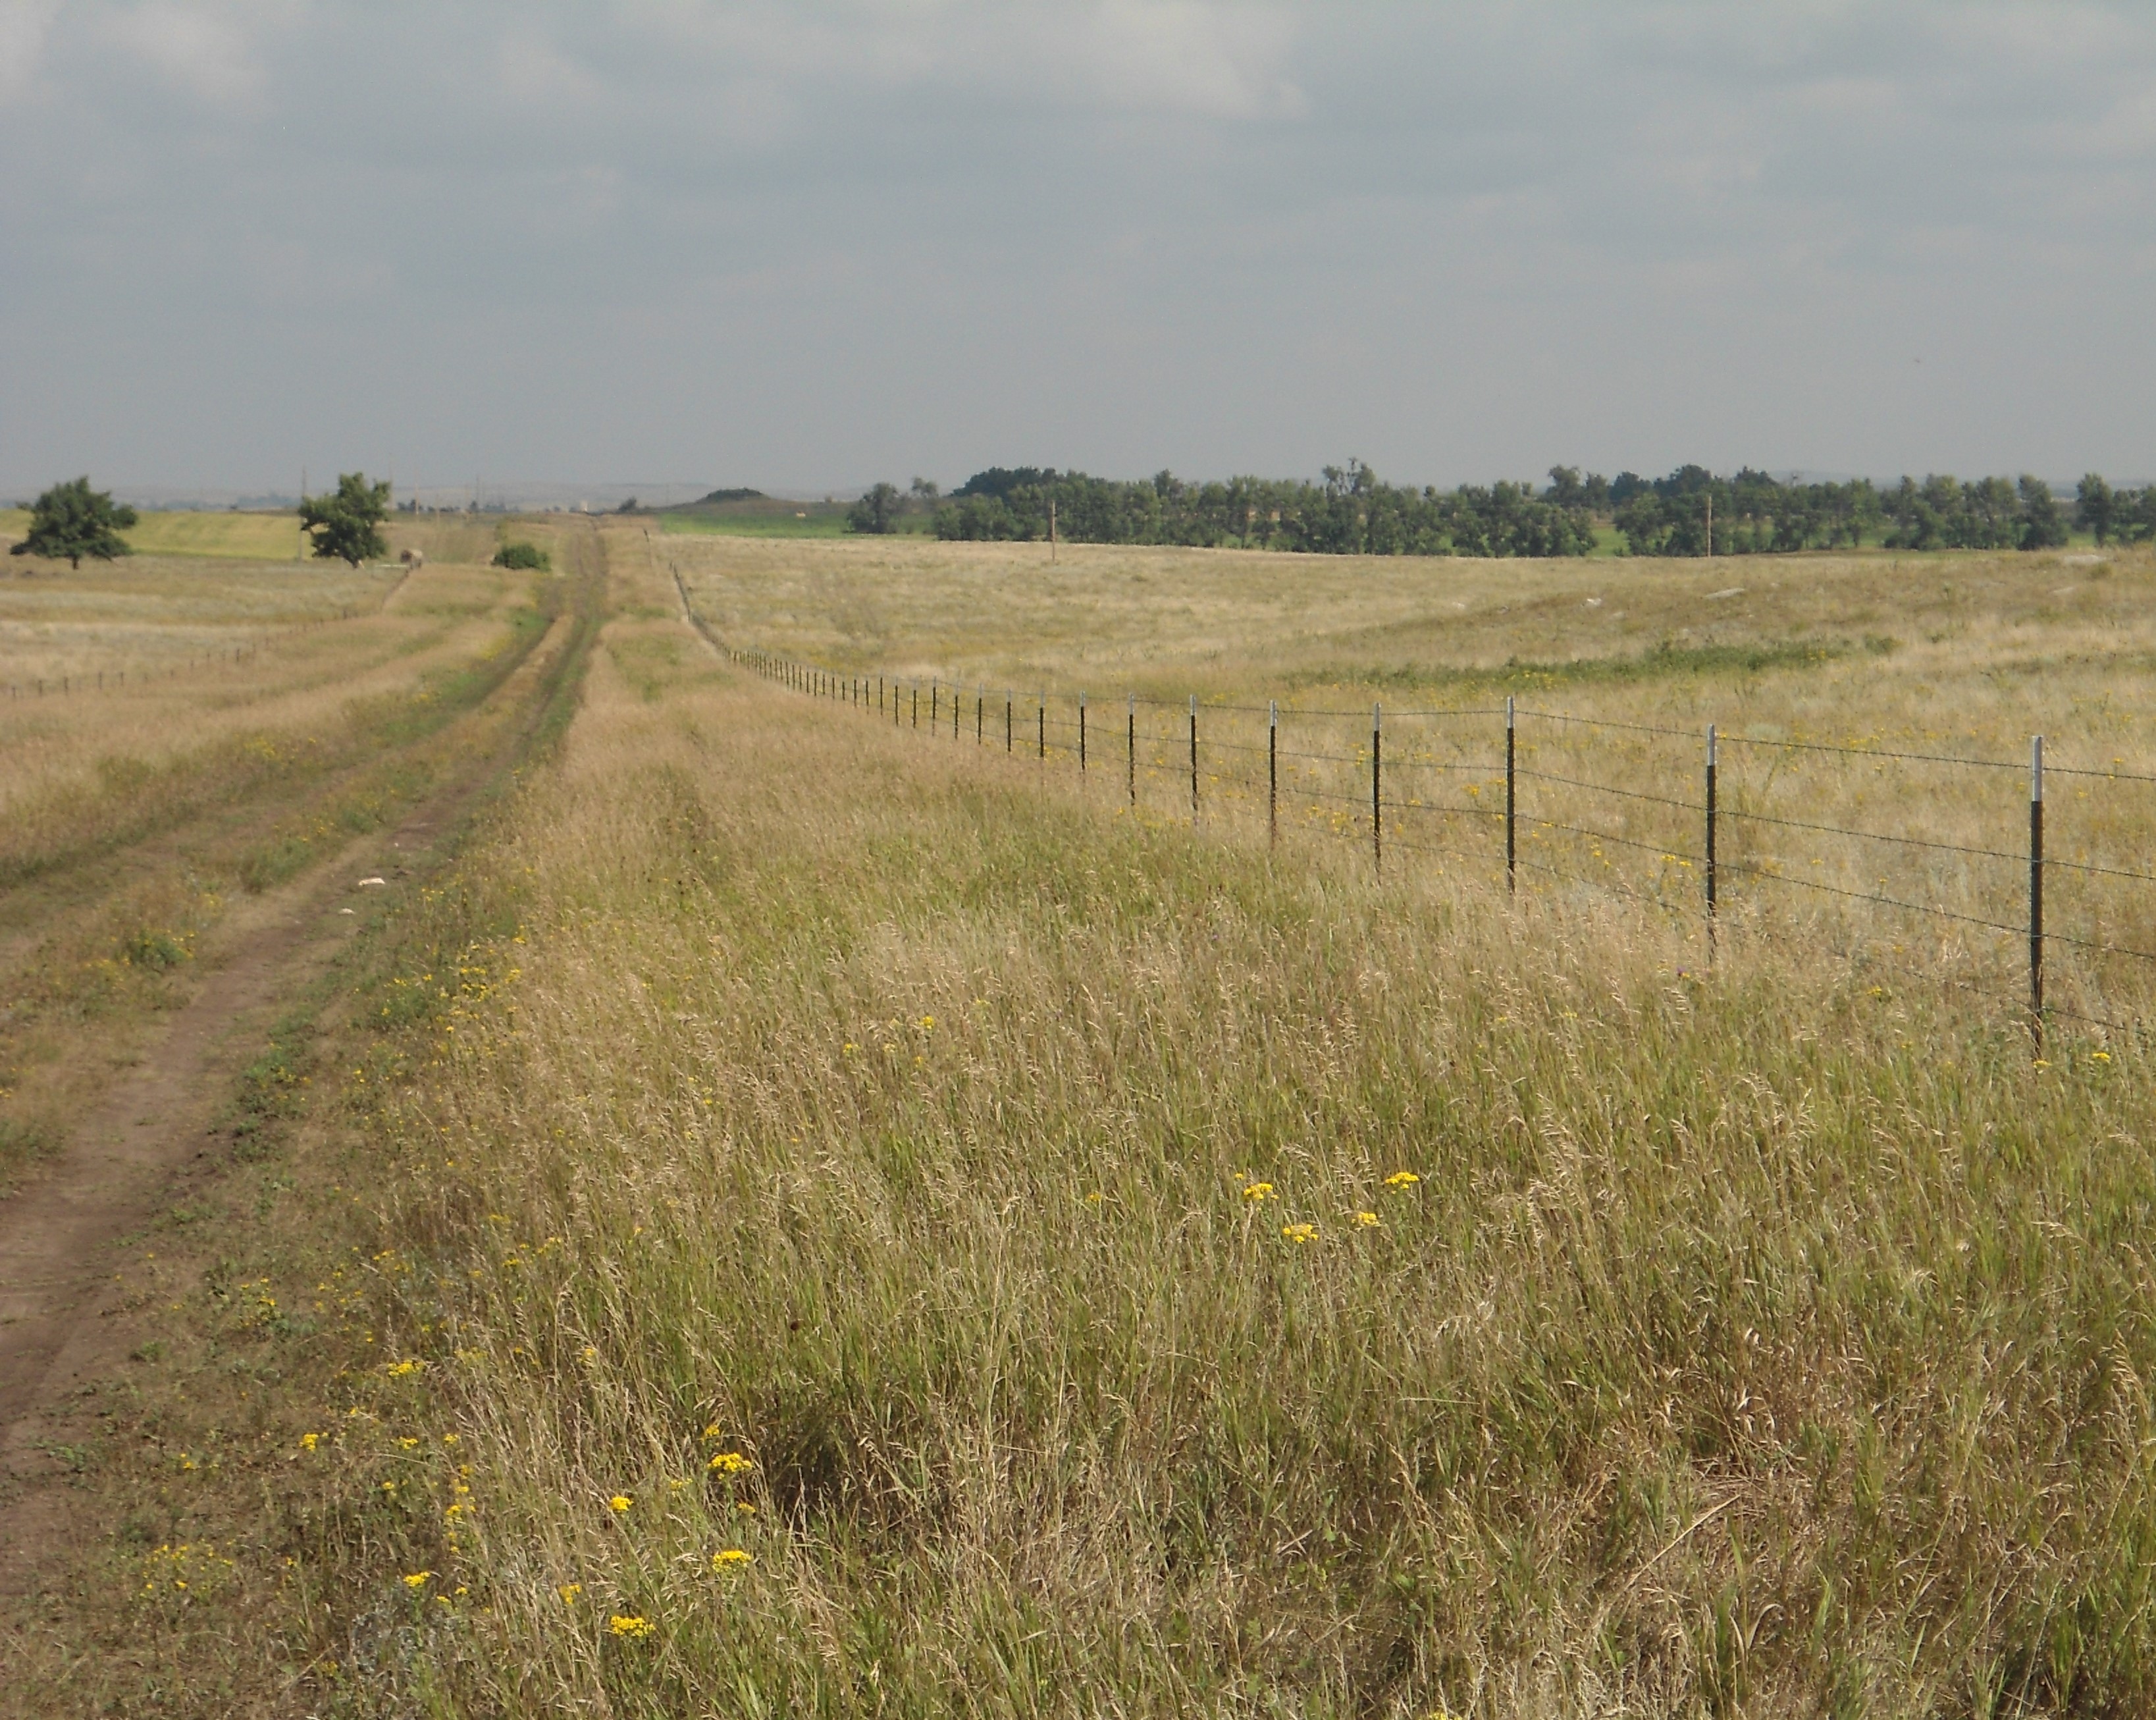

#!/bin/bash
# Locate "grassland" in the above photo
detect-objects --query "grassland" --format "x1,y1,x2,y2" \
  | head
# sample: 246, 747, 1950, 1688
10, 524, 2156, 1716
0, 513, 573, 1193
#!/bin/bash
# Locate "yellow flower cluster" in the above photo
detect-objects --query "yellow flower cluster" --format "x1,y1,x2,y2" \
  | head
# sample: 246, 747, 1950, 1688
1242, 1181, 1276, 1202
708, 1450, 753, 1476
713, 1548, 753, 1569
609, 1615, 655, 1640
1384, 1170, 1421, 1189
1280, 1223, 1318, 1245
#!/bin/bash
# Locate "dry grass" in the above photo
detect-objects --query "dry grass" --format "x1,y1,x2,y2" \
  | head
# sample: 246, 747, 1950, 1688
17, 527, 2156, 1716
0, 520, 573, 1192
1, 506, 509, 564
677, 532, 2156, 1035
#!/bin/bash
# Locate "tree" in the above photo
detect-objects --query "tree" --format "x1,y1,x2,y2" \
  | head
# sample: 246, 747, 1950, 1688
909, 477, 939, 502
10, 475, 137, 570
2016, 475, 2069, 551
299, 472, 391, 566
2077, 474, 2117, 545
846, 481, 903, 535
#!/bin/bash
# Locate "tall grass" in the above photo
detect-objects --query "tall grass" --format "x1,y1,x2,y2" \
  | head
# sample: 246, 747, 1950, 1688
269, 550, 2156, 1717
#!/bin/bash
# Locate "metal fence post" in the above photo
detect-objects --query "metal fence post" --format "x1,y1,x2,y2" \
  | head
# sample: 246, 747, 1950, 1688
977, 686, 984, 744
1038, 695, 1045, 761
1269, 700, 1278, 849
1505, 695, 1516, 894
2031, 735, 2045, 1053
1375, 703, 1386, 871
1188, 696, 1199, 819
1705, 723, 1718, 951
1128, 695, 1136, 807
1080, 693, 1088, 772
1006, 691, 1013, 753
932, 681, 939, 728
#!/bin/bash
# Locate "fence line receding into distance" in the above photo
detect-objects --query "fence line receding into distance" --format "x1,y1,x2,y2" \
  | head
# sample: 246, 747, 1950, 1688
676, 583, 2154, 1055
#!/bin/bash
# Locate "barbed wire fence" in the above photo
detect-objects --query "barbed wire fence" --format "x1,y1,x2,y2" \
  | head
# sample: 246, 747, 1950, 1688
677, 580, 2154, 1056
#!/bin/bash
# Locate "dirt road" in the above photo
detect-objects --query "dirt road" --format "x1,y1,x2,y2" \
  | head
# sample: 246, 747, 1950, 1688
0, 535, 600, 1595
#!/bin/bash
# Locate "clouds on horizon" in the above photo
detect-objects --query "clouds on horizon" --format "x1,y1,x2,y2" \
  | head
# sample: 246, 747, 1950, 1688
2, 1, 2152, 495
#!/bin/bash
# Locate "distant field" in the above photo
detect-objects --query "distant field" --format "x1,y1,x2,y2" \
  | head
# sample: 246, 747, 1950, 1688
0, 507, 305, 561
658, 496, 935, 538
675, 530, 2156, 1033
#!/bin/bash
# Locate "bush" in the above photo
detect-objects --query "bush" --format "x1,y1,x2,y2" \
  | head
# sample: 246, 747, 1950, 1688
492, 543, 550, 570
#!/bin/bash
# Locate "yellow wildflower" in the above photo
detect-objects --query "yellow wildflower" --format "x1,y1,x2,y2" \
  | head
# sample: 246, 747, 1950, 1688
1242, 1182, 1275, 1202
386, 1359, 423, 1377
298, 1432, 321, 1453
608, 1615, 655, 1639
712, 1549, 753, 1569
558, 1583, 583, 1604
708, 1451, 752, 1476
1351, 1211, 1380, 1228
402, 1571, 431, 1590
1383, 1171, 1421, 1189
608, 1495, 633, 1513
1281, 1223, 1318, 1245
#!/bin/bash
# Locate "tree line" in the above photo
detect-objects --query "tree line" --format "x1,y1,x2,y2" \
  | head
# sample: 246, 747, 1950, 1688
837, 463, 2156, 558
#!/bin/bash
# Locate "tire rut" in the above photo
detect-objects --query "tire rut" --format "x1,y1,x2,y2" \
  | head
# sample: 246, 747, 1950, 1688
0, 534, 603, 1594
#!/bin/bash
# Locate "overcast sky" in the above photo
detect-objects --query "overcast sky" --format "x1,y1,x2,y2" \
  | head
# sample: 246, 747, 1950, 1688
3, 1, 2153, 498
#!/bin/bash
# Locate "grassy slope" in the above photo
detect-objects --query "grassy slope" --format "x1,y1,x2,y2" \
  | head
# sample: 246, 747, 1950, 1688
16, 534, 2156, 1715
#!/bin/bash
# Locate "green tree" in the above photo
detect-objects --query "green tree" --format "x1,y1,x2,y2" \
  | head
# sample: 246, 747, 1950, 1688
299, 472, 391, 566
2077, 474, 2117, 545
2016, 475, 2069, 551
10, 475, 137, 570
846, 481, 903, 535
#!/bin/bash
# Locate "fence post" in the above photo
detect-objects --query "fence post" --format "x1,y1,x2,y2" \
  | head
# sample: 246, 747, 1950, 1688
1080, 693, 1088, 772
1372, 701, 1382, 874
953, 685, 959, 739
1128, 695, 1136, 807
1006, 691, 1013, 753
912, 685, 918, 728
1505, 695, 1516, 894
1038, 695, 1045, 761
1269, 700, 1278, 849
879, 674, 885, 716
2031, 735, 2045, 1054
932, 681, 939, 728
1188, 696, 1199, 819
977, 686, 984, 744
1704, 723, 1718, 952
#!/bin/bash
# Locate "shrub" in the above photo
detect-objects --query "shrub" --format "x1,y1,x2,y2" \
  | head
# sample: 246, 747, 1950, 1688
492, 543, 550, 570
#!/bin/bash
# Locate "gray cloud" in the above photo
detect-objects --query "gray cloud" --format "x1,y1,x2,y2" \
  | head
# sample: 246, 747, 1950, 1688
3, 1, 2151, 498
